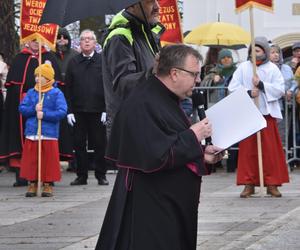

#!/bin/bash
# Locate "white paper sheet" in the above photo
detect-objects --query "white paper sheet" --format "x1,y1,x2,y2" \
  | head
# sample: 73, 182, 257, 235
205, 87, 267, 149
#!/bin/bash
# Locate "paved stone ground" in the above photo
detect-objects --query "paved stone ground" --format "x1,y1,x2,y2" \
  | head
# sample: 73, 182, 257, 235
1, 166, 300, 250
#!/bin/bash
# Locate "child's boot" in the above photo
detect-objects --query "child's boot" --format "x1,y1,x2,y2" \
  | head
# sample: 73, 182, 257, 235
42, 183, 53, 197
25, 182, 37, 197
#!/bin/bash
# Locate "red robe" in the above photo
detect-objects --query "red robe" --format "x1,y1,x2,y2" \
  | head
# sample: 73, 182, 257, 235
20, 139, 61, 182
237, 115, 289, 186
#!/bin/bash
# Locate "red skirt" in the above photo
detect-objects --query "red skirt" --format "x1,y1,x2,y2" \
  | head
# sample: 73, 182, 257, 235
20, 139, 61, 182
237, 115, 289, 186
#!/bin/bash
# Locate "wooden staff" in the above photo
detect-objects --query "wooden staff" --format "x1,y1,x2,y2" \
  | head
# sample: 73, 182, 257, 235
249, 6, 264, 197
37, 37, 42, 197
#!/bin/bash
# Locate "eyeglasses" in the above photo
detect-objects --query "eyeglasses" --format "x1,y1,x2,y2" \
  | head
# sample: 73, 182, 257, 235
57, 35, 67, 39
174, 67, 200, 81
80, 37, 95, 41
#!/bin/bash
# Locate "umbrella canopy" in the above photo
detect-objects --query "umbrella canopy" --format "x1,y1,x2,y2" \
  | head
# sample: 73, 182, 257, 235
184, 22, 251, 49
40, 0, 139, 26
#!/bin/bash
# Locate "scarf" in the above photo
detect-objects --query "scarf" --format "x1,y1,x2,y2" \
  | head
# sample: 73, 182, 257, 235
249, 54, 268, 66
216, 63, 237, 78
34, 79, 54, 93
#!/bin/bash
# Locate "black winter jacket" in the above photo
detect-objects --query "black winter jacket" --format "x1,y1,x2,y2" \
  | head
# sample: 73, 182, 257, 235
102, 10, 164, 135
65, 52, 105, 113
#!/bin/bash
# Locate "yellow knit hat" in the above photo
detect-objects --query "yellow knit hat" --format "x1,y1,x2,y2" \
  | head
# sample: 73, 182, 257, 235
34, 63, 55, 80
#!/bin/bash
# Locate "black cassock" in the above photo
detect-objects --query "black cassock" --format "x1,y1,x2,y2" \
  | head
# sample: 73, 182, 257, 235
0, 48, 73, 163
96, 75, 210, 250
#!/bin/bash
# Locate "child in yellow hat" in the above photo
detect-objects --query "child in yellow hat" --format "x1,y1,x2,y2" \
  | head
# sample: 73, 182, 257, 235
19, 63, 67, 197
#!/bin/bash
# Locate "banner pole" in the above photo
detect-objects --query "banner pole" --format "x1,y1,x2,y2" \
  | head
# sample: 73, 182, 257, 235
249, 6, 265, 197
37, 37, 42, 197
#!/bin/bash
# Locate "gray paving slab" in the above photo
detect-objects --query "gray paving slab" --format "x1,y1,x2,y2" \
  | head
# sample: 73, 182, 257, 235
1, 166, 300, 249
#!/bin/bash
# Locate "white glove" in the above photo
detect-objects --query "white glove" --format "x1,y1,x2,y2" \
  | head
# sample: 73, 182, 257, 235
101, 112, 107, 124
67, 113, 76, 126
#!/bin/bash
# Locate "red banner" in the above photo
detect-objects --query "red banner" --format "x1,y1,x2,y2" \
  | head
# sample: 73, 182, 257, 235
20, 0, 58, 51
159, 0, 183, 45
235, 0, 273, 12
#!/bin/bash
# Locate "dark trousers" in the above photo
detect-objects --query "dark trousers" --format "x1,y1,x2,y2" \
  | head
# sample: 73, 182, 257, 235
74, 112, 106, 180
227, 144, 239, 172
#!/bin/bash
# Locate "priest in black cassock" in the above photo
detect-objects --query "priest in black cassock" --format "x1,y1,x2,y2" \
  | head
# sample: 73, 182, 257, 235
95, 44, 224, 250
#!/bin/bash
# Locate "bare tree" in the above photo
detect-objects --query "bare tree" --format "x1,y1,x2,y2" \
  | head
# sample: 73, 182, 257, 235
0, 0, 20, 65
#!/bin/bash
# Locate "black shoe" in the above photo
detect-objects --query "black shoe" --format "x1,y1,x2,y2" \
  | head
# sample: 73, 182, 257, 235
70, 178, 87, 186
14, 171, 28, 187
98, 177, 109, 186
13, 180, 28, 187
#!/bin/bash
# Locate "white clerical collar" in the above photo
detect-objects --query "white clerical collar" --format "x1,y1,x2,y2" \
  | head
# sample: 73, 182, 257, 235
82, 51, 94, 58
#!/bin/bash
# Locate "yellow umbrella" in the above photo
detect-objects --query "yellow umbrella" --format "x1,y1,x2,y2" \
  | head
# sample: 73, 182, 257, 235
184, 21, 251, 49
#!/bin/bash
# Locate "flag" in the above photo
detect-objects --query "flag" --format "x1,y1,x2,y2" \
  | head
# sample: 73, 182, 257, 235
235, 0, 273, 13
20, 0, 58, 50
159, 0, 183, 45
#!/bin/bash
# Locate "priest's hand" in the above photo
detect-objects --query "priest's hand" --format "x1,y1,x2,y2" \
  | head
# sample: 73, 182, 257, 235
190, 118, 212, 142
204, 145, 224, 164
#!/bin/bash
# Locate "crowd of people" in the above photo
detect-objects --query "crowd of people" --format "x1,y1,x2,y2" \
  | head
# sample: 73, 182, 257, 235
1, 0, 300, 249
